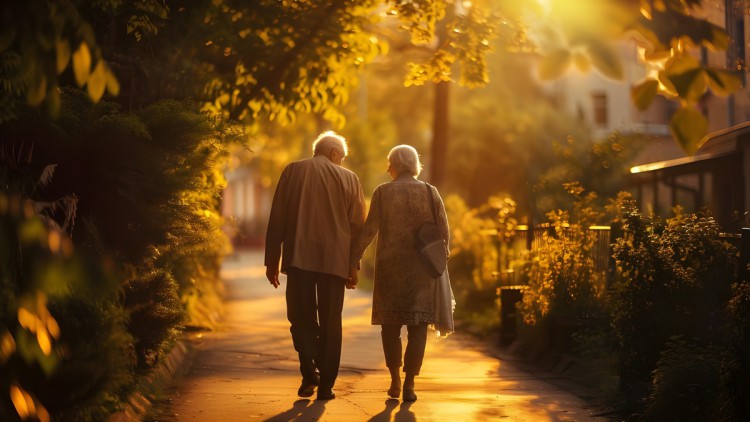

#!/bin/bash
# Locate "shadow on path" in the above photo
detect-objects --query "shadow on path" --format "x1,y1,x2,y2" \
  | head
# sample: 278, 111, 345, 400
264, 399, 326, 421
367, 399, 416, 422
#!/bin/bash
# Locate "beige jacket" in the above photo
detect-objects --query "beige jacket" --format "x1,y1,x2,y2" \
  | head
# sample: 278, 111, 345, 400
265, 155, 366, 279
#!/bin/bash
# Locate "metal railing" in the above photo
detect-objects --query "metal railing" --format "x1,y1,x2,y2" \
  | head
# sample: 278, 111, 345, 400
485, 224, 614, 285
484, 224, 750, 285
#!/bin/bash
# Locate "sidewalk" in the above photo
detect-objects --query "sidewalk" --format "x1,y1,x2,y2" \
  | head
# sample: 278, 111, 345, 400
150, 251, 609, 421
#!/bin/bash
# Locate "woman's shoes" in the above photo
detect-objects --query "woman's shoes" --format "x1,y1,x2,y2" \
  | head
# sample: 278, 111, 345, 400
401, 373, 416, 401
387, 386, 401, 398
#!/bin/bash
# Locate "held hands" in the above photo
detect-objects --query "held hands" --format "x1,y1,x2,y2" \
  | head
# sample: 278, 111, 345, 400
346, 268, 358, 290
266, 267, 280, 289
267, 266, 357, 290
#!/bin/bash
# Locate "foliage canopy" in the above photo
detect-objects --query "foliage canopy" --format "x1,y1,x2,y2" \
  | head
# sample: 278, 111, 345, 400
2, 1, 742, 154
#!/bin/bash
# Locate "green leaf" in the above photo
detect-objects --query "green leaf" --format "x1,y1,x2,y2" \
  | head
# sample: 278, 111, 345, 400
705, 68, 742, 96
666, 68, 706, 104
538, 49, 571, 80
73, 42, 91, 86
56, 40, 71, 74
670, 107, 708, 156
87, 61, 106, 102
586, 39, 623, 80
631, 79, 659, 111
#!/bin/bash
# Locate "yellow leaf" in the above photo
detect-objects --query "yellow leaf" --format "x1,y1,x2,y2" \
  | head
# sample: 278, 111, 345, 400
631, 79, 659, 111
586, 39, 623, 80
37, 330, 51, 355
48, 230, 61, 254
0, 330, 15, 362
657, 70, 677, 96
46, 316, 60, 339
705, 68, 742, 96
73, 42, 91, 86
38, 406, 50, 422
670, 107, 707, 156
705, 25, 730, 51
10, 385, 29, 419
664, 53, 700, 76
538, 49, 572, 80
17, 307, 36, 331
56, 40, 71, 74
87, 61, 106, 102
666, 68, 706, 104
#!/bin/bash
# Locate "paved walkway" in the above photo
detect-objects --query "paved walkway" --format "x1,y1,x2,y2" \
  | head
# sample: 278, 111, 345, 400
152, 251, 607, 421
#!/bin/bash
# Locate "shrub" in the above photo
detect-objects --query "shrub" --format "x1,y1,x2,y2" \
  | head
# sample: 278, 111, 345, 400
0, 90, 243, 418
719, 281, 750, 420
121, 268, 184, 369
611, 205, 737, 385
645, 336, 723, 421
0, 191, 134, 421
609, 200, 740, 417
518, 183, 609, 327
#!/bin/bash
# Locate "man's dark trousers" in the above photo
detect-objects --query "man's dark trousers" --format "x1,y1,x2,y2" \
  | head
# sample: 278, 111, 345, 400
286, 267, 346, 391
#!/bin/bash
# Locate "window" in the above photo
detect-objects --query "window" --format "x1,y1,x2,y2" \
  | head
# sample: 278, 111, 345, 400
592, 92, 608, 126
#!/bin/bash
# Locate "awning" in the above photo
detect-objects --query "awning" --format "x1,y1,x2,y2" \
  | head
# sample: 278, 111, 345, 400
630, 120, 750, 174
630, 146, 735, 174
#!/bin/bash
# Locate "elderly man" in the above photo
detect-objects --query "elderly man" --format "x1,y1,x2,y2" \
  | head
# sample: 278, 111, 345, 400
264, 131, 366, 401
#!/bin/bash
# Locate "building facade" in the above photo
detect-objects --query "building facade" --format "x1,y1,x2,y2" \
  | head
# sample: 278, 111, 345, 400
547, 1, 750, 228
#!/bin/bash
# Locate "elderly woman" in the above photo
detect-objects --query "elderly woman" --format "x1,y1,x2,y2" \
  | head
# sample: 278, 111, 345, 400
350, 144, 450, 402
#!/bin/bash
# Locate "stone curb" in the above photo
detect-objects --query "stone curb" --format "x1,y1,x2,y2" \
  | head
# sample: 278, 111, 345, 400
108, 340, 196, 422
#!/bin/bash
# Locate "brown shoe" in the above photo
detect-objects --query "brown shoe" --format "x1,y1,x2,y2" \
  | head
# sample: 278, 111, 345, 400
316, 389, 335, 400
297, 378, 317, 397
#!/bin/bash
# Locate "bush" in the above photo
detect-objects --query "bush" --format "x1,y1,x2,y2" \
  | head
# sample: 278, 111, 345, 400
645, 337, 723, 421
0, 90, 242, 419
609, 200, 740, 417
0, 192, 134, 421
719, 281, 750, 420
122, 268, 184, 369
518, 183, 609, 328
611, 206, 737, 385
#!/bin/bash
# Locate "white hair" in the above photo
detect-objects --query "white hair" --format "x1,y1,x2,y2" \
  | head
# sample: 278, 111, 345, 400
312, 131, 348, 157
388, 144, 422, 177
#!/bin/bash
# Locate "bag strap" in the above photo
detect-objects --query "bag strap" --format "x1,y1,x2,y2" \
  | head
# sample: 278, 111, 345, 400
424, 182, 438, 224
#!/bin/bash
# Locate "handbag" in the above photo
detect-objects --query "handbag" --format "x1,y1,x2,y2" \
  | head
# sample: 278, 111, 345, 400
415, 182, 447, 278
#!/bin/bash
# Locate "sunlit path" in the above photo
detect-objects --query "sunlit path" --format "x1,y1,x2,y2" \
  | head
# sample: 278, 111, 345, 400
152, 251, 607, 421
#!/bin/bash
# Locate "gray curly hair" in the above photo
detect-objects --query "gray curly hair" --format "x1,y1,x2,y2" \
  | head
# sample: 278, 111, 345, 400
387, 144, 422, 177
